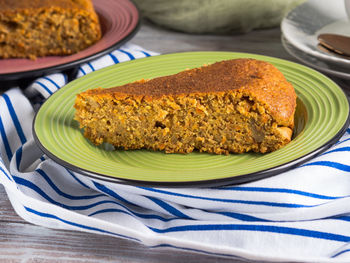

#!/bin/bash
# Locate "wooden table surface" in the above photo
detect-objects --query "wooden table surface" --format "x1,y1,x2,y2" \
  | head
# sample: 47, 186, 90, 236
0, 20, 347, 263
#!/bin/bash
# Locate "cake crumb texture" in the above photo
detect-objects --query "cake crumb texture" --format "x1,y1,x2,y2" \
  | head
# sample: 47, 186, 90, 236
74, 58, 297, 155
0, 0, 101, 59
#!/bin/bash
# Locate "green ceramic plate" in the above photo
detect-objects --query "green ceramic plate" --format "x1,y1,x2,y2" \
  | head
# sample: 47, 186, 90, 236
33, 52, 350, 187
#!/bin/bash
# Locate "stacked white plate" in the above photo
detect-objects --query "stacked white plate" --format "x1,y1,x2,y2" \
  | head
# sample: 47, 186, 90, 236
281, 0, 350, 79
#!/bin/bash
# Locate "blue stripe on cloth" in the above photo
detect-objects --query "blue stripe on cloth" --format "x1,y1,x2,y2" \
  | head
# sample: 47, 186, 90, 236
215, 212, 269, 222
18, 175, 180, 223
34, 80, 53, 95
149, 224, 350, 243
3, 94, 26, 144
89, 205, 269, 223
321, 147, 350, 155
93, 182, 136, 207
347, 128, 350, 134
87, 62, 95, 72
79, 67, 87, 75
0, 164, 12, 181
27, 203, 350, 258
35, 169, 104, 200
42, 76, 61, 91
302, 161, 350, 172
332, 249, 350, 258
0, 117, 12, 160
146, 196, 192, 219
66, 170, 91, 189
119, 49, 135, 60
88, 208, 136, 217
138, 187, 311, 208
15, 147, 22, 171
218, 187, 340, 200
24, 206, 139, 242
87, 198, 179, 222
88, 208, 176, 222
140, 50, 151, 57
13, 176, 124, 210
332, 216, 350, 222
335, 137, 350, 146
109, 53, 119, 64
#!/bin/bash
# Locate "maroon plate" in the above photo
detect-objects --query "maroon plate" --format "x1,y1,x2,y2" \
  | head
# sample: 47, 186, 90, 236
0, 0, 140, 86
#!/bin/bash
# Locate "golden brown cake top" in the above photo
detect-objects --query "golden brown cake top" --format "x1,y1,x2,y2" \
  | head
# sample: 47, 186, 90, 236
95, 59, 290, 95
83, 58, 297, 127
0, 0, 95, 12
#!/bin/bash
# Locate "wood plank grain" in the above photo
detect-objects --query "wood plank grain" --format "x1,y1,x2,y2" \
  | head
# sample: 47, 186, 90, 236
0, 185, 28, 224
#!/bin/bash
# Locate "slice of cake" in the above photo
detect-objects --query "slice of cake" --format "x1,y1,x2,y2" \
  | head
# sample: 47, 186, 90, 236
74, 58, 297, 155
0, 0, 101, 59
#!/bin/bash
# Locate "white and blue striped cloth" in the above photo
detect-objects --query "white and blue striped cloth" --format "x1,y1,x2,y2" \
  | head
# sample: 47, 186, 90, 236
2, 44, 350, 262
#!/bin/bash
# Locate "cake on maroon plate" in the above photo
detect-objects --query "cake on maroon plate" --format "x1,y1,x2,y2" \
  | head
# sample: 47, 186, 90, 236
0, 0, 101, 59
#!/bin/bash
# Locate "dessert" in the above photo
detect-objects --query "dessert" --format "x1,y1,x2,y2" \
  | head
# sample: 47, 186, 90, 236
74, 58, 297, 154
0, 0, 101, 59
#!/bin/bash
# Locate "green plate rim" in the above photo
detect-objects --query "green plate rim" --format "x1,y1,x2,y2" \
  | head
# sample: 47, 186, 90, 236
32, 51, 350, 187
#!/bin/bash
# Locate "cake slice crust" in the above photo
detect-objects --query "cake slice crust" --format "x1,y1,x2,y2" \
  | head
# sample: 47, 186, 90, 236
0, 0, 101, 59
74, 58, 297, 154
